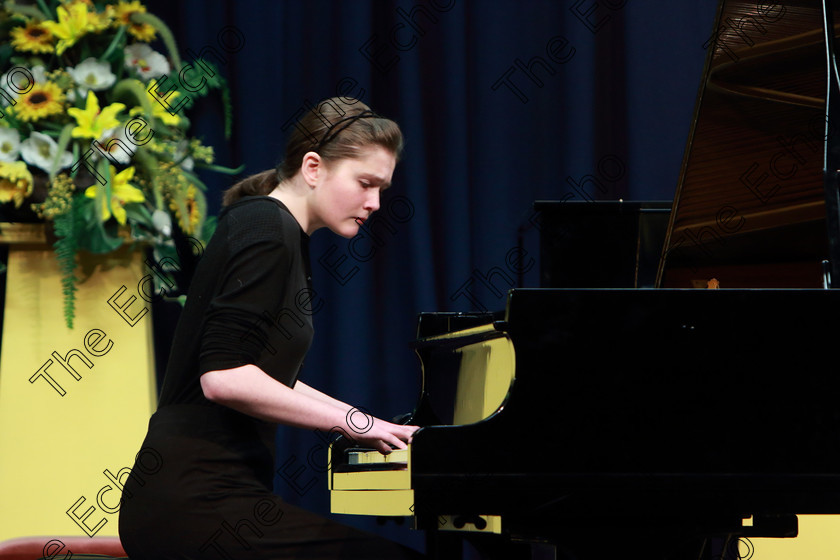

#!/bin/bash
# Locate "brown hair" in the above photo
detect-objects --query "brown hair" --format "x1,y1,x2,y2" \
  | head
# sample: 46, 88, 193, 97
222, 97, 403, 206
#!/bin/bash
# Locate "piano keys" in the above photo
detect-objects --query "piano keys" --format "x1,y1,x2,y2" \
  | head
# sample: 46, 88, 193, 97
330, 318, 513, 533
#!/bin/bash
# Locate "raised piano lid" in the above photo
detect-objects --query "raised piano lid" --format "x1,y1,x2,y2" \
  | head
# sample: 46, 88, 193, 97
657, 0, 835, 288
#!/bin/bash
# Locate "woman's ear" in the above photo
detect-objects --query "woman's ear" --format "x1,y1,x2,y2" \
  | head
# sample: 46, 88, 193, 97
300, 151, 322, 188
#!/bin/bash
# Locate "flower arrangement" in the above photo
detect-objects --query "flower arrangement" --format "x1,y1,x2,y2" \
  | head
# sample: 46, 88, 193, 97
0, 0, 240, 327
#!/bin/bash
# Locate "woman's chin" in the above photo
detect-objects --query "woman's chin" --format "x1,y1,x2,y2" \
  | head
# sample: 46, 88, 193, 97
332, 223, 361, 239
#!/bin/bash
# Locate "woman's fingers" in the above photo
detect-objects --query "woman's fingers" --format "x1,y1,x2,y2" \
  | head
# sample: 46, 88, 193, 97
353, 418, 421, 454
378, 425, 415, 452
400, 424, 420, 443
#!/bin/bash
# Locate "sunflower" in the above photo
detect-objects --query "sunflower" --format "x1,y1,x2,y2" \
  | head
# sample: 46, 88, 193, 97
169, 183, 201, 234
113, 1, 156, 42
10, 21, 55, 54
159, 163, 201, 234
12, 81, 66, 122
0, 161, 34, 207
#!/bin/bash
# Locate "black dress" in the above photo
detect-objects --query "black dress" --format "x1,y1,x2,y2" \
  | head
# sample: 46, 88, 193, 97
118, 196, 423, 560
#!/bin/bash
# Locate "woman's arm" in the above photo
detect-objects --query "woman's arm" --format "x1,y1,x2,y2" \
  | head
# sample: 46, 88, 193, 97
200, 365, 417, 453
292, 380, 354, 413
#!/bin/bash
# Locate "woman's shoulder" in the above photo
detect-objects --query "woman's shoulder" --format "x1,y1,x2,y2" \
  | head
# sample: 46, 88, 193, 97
222, 196, 299, 230
220, 196, 301, 245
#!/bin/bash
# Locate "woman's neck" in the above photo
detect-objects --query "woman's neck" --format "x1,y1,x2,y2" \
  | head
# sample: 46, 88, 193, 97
267, 177, 317, 235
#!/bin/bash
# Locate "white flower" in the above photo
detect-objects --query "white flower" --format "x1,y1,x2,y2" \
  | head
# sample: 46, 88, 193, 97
30, 65, 49, 85
124, 43, 170, 81
1, 65, 47, 106
174, 139, 194, 172
0, 128, 21, 162
20, 132, 73, 173
93, 126, 135, 165
152, 209, 172, 236
66, 58, 117, 92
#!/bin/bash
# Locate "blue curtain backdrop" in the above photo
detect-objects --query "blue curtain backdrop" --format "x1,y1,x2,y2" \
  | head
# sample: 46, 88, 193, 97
143, 0, 719, 551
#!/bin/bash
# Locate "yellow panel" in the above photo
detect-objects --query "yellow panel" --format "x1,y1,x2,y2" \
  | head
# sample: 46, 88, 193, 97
331, 490, 415, 516
328, 445, 333, 490
419, 323, 498, 341
347, 447, 408, 465
332, 469, 410, 490
439, 514, 502, 535
0, 242, 156, 540
330, 443, 412, 491
452, 335, 515, 425
747, 515, 840, 559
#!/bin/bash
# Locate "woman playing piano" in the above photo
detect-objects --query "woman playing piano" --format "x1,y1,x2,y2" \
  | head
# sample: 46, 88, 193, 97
118, 97, 424, 560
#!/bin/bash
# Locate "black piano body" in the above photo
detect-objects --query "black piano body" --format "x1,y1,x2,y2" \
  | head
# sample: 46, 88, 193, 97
330, 0, 840, 557
414, 287, 840, 512
330, 289, 840, 557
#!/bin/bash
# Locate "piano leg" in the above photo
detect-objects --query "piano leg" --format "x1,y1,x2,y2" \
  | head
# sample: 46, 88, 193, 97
424, 521, 749, 560
424, 530, 538, 560
528, 543, 558, 560
425, 529, 463, 560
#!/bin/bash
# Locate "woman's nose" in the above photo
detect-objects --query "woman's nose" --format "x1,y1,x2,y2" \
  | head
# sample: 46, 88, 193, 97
365, 189, 380, 212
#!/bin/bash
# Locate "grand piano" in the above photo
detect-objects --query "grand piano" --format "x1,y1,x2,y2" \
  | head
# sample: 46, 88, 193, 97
328, 2, 840, 559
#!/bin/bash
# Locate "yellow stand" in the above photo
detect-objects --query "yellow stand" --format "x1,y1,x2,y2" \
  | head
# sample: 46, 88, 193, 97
0, 224, 156, 540
748, 516, 840, 559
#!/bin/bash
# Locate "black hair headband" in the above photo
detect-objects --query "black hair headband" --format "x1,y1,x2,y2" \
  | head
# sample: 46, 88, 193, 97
314, 110, 381, 152
275, 110, 383, 180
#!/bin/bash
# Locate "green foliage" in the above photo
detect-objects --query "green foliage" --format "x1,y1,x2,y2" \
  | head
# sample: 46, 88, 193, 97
3, 0, 236, 328
52, 201, 79, 330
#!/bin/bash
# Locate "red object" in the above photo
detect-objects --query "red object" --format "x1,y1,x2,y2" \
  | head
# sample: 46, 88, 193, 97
0, 536, 127, 560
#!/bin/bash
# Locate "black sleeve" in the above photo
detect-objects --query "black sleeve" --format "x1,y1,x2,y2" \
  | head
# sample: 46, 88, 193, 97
198, 205, 291, 374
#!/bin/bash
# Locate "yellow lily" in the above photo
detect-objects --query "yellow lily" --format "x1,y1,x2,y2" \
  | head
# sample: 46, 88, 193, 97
42, 3, 100, 55
67, 90, 126, 140
84, 165, 145, 225
130, 78, 182, 126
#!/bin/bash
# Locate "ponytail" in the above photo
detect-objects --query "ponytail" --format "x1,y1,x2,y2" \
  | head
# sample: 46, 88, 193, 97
221, 169, 277, 207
